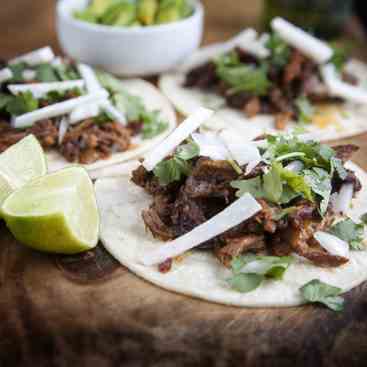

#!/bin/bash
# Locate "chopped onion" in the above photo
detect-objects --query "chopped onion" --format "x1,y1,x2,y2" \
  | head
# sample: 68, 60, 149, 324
192, 132, 230, 161
271, 18, 333, 64
332, 183, 354, 214
100, 101, 127, 125
8, 80, 85, 99
314, 231, 349, 258
321, 63, 367, 104
89, 160, 141, 180
9, 46, 55, 66
143, 107, 214, 171
231, 29, 270, 58
11, 89, 109, 129
0, 68, 13, 83
140, 193, 262, 266
22, 69, 37, 81
58, 117, 69, 145
77, 63, 103, 93
220, 130, 262, 174
285, 160, 304, 173
69, 104, 100, 125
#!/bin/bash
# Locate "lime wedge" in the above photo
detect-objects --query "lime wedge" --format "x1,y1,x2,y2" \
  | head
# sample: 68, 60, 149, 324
0, 135, 47, 205
1, 167, 99, 254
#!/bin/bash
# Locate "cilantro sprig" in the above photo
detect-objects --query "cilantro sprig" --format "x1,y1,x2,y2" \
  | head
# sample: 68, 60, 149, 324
228, 255, 293, 293
265, 32, 291, 69
153, 140, 199, 185
300, 279, 344, 312
329, 218, 366, 250
98, 70, 169, 139
0, 91, 39, 116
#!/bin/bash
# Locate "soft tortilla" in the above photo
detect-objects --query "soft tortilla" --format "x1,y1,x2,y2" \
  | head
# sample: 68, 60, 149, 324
95, 161, 367, 308
159, 40, 367, 141
46, 79, 177, 174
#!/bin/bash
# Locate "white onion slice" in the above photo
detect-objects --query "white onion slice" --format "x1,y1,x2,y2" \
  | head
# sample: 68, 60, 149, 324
9, 46, 55, 66
8, 80, 85, 99
231, 29, 270, 58
69, 104, 100, 125
314, 231, 349, 258
271, 18, 333, 64
51, 57, 63, 67
89, 160, 140, 180
22, 69, 37, 81
11, 89, 109, 129
321, 63, 367, 104
0, 68, 13, 83
332, 183, 354, 214
143, 107, 214, 171
77, 63, 103, 93
192, 132, 230, 161
58, 117, 69, 145
220, 130, 262, 174
140, 193, 262, 266
285, 160, 304, 173
100, 101, 127, 125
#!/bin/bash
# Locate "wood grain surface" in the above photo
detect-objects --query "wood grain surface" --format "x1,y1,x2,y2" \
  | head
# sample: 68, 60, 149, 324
1, 1, 367, 366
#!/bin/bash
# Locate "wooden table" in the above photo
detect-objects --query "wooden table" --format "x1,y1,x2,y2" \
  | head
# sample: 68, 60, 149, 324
1, 1, 367, 366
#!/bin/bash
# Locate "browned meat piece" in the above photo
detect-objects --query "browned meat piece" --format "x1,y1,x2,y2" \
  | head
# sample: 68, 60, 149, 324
184, 62, 218, 89
275, 111, 293, 130
342, 71, 358, 85
332, 144, 359, 162
269, 88, 292, 113
0, 119, 58, 153
283, 50, 306, 84
142, 208, 174, 241
226, 92, 251, 110
243, 97, 261, 117
60, 120, 131, 164
127, 121, 144, 136
215, 234, 265, 268
158, 258, 173, 273
184, 158, 237, 201
277, 207, 348, 267
235, 47, 260, 65
171, 189, 207, 237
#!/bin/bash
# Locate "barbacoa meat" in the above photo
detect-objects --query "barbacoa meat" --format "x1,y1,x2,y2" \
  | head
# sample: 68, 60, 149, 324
133, 143, 361, 270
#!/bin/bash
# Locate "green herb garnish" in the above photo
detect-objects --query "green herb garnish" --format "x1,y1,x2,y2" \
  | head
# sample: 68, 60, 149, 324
5, 92, 39, 116
228, 255, 293, 293
329, 219, 366, 250
300, 279, 344, 312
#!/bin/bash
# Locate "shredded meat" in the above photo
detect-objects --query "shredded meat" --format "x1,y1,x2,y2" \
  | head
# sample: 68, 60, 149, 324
243, 97, 261, 117
142, 208, 174, 241
60, 120, 131, 164
332, 144, 359, 162
215, 234, 265, 268
275, 111, 293, 130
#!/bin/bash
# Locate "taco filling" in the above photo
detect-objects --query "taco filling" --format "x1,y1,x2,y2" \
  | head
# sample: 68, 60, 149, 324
180, 18, 364, 130
131, 110, 366, 292
0, 47, 169, 165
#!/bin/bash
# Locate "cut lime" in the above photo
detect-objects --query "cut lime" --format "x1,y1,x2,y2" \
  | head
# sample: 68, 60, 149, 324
1, 167, 99, 254
0, 135, 47, 205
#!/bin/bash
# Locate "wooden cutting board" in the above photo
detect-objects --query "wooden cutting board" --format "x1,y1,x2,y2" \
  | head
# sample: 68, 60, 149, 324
1, 1, 367, 366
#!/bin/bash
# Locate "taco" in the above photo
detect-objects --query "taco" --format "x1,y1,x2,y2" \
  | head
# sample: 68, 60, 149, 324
159, 18, 367, 141
96, 108, 367, 309
0, 47, 176, 173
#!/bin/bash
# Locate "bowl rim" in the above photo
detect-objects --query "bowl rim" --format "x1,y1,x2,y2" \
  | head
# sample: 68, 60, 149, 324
57, 0, 204, 34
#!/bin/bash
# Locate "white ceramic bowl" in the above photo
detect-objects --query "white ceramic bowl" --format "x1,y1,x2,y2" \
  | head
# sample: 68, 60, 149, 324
56, 0, 204, 77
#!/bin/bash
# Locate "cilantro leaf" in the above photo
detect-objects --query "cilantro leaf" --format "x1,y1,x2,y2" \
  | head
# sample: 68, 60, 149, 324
329, 219, 365, 250
231, 177, 265, 199
176, 140, 200, 160
216, 63, 271, 96
5, 92, 39, 116
263, 163, 282, 203
228, 255, 293, 293
265, 32, 291, 68
329, 43, 348, 72
295, 96, 314, 124
300, 279, 344, 312
228, 273, 264, 293
8, 62, 28, 82
153, 157, 191, 186
35, 63, 59, 82
0, 93, 13, 111
140, 110, 169, 139
331, 157, 348, 180
304, 168, 332, 215
55, 63, 80, 81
